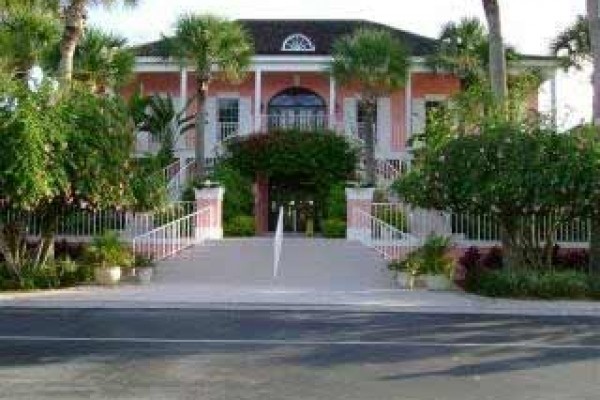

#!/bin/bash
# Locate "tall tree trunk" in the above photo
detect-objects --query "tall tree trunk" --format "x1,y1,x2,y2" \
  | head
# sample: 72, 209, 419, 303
482, 0, 508, 102
364, 99, 377, 187
59, 0, 86, 83
588, 0, 600, 272
195, 79, 208, 180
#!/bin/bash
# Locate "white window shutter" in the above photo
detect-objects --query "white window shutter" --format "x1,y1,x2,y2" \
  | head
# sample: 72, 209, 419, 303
239, 97, 252, 135
411, 98, 426, 136
376, 97, 391, 153
343, 97, 358, 136
204, 97, 217, 157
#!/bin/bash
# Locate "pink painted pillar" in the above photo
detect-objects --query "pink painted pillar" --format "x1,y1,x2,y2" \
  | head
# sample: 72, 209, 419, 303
345, 187, 375, 240
195, 187, 225, 240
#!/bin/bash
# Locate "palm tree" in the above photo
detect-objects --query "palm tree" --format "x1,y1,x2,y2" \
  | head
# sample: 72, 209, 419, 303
331, 28, 409, 186
551, 15, 591, 69
165, 14, 253, 178
482, 0, 508, 101
58, 0, 137, 83
141, 94, 196, 166
73, 27, 134, 92
430, 18, 488, 88
0, 7, 60, 74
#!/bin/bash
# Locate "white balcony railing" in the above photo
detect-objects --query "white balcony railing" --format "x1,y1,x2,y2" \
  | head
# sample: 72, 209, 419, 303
261, 114, 329, 132
217, 121, 240, 142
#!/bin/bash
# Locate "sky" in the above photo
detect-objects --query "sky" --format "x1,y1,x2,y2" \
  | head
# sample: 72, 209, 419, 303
89, 0, 590, 129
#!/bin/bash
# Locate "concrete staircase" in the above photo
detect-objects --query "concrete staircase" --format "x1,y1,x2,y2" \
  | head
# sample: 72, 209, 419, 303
154, 238, 394, 291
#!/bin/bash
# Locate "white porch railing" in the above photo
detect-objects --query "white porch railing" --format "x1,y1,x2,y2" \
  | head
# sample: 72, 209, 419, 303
273, 206, 284, 278
261, 114, 329, 131
132, 206, 211, 261
218, 122, 240, 141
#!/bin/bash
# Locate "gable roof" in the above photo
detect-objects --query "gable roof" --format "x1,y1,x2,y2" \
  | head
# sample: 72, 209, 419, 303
133, 19, 439, 58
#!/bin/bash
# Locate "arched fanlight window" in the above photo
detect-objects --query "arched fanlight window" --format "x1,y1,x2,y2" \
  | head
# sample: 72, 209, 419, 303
281, 33, 316, 52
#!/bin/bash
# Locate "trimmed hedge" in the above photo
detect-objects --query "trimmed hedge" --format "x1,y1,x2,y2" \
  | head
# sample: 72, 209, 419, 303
224, 215, 256, 237
322, 219, 346, 238
471, 269, 600, 300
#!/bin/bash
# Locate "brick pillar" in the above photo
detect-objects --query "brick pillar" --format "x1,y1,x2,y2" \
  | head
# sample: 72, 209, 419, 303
195, 186, 225, 240
345, 187, 375, 240
253, 174, 269, 235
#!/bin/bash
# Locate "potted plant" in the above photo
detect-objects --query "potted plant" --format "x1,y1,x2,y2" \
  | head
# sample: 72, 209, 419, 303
133, 254, 155, 284
388, 259, 415, 289
418, 235, 455, 290
85, 231, 133, 286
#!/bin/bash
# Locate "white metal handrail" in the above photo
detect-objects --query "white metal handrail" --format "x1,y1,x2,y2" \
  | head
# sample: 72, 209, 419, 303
273, 206, 284, 278
354, 208, 420, 261
132, 206, 211, 261
166, 159, 196, 201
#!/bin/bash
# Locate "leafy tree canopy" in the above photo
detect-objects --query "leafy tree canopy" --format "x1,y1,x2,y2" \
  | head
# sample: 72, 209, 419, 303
331, 28, 409, 99
396, 123, 600, 218
224, 130, 358, 189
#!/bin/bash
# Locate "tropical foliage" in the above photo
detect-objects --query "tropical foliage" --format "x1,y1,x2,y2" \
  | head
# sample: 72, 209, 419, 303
139, 94, 195, 165
331, 28, 409, 186
396, 121, 600, 270
73, 27, 135, 91
551, 15, 590, 68
165, 14, 253, 177
225, 130, 358, 189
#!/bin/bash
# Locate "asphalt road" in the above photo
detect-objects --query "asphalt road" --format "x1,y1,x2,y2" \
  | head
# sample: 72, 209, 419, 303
0, 308, 599, 399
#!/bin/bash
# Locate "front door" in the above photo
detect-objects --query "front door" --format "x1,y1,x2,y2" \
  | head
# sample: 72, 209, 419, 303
268, 181, 318, 233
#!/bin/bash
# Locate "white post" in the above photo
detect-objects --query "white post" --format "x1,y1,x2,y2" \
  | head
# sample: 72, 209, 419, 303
405, 71, 412, 143
180, 66, 188, 111
329, 75, 336, 130
345, 187, 375, 241
550, 71, 558, 129
254, 69, 262, 131
195, 186, 225, 240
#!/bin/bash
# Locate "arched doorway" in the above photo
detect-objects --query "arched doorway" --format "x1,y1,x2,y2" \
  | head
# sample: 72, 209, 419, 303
267, 87, 327, 131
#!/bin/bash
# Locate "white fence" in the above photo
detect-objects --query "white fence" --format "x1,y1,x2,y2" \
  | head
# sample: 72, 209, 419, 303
371, 203, 591, 248
132, 206, 211, 261
0, 202, 197, 240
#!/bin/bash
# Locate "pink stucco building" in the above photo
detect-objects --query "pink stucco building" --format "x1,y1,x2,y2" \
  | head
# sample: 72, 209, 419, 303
127, 19, 557, 233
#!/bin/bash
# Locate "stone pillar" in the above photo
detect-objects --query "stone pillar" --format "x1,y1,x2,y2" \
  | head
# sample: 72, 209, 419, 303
253, 174, 269, 235
345, 187, 375, 240
195, 186, 225, 240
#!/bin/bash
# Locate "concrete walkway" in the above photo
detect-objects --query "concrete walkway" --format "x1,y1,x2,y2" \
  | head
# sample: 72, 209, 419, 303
0, 238, 599, 317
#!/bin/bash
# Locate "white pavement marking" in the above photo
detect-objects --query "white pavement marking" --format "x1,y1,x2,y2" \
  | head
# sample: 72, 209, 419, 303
1, 335, 599, 350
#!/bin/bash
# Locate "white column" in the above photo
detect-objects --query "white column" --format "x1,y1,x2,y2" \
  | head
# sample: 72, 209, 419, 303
550, 71, 558, 129
180, 66, 188, 111
405, 71, 412, 143
254, 69, 262, 131
329, 76, 336, 130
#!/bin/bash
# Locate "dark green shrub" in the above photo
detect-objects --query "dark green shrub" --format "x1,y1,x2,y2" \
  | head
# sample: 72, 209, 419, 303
474, 269, 590, 299
325, 183, 346, 219
322, 218, 346, 238
224, 216, 255, 237
210, 164, 254, 222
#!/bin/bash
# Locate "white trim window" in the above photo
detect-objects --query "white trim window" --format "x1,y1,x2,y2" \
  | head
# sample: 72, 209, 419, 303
357, 100, 378, 143
281, 33, 316, 52
217, 98, 240, 141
